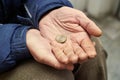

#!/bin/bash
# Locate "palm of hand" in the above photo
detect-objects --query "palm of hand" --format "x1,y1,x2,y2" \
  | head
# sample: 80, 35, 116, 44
39, 7, 96, 64
27, 29, 74, 70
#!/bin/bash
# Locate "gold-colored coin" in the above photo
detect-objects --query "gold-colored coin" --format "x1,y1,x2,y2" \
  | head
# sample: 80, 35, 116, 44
55, 35, 67, 44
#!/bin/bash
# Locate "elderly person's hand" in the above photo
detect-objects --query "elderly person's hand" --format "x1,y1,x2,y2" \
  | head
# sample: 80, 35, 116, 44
26, 29, 74, 70
39, 7, 102, 64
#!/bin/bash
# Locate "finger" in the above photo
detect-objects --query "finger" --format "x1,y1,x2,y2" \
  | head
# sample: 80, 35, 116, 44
66, 63, 74, 71
50, 40, 69, 64
52, 46, 69, 64
32, 47, 68, 70
73, 43, 88, 63
47, 57, 73, 70
80, 37, 97, 59
43, 55, 69, 70
63, 42, 78, 64
42, 52, 74, 70
76, 15, 102, 37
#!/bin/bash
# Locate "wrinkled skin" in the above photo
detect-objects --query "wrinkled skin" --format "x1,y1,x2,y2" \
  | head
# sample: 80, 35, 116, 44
27, 7, 102, 70
26, 29, 74, 70
39, 6, 102, 63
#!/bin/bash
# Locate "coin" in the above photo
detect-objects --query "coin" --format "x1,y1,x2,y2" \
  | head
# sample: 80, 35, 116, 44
55, 35, 67, 43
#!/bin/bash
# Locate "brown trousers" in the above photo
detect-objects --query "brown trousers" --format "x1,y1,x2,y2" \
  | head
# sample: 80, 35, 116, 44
0, 37, 107, 80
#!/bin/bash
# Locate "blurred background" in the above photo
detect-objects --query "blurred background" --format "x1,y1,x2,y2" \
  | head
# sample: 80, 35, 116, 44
69, 0, 120, 80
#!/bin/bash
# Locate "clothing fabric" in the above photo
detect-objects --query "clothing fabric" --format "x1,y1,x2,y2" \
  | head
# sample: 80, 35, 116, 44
0, 0, 72, 73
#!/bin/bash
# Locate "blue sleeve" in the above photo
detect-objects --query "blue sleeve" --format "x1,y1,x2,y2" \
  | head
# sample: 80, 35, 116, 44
0, 24, 32, 73
25, 0, 73, 28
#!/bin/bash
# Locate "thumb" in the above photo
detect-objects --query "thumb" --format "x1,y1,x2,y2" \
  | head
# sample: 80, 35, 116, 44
76, 16, 102, 37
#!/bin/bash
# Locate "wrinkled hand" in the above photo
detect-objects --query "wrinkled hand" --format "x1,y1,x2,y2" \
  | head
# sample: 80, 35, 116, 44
39, 7, 101, 64
26, 29, 74, 70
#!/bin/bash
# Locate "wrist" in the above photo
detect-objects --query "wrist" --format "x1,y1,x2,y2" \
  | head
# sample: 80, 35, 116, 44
26, 29, 41, 56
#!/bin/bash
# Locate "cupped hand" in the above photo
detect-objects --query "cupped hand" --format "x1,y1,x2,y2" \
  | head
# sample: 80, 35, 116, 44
26, 29, 74, 70
39, 7, 99, 64
38, 21, 79, 64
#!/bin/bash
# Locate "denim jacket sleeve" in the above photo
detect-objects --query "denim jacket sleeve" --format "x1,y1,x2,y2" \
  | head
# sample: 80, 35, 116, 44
24, 0, 73, 28
0, 24, 31, 73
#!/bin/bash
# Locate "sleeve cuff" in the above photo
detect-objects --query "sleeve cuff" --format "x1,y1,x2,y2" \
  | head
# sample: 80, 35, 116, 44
11, 25, 32, 61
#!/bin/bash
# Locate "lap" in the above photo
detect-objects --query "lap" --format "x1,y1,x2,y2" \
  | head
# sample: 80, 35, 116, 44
0, 37, 107, 80
0, 59, 74, 80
